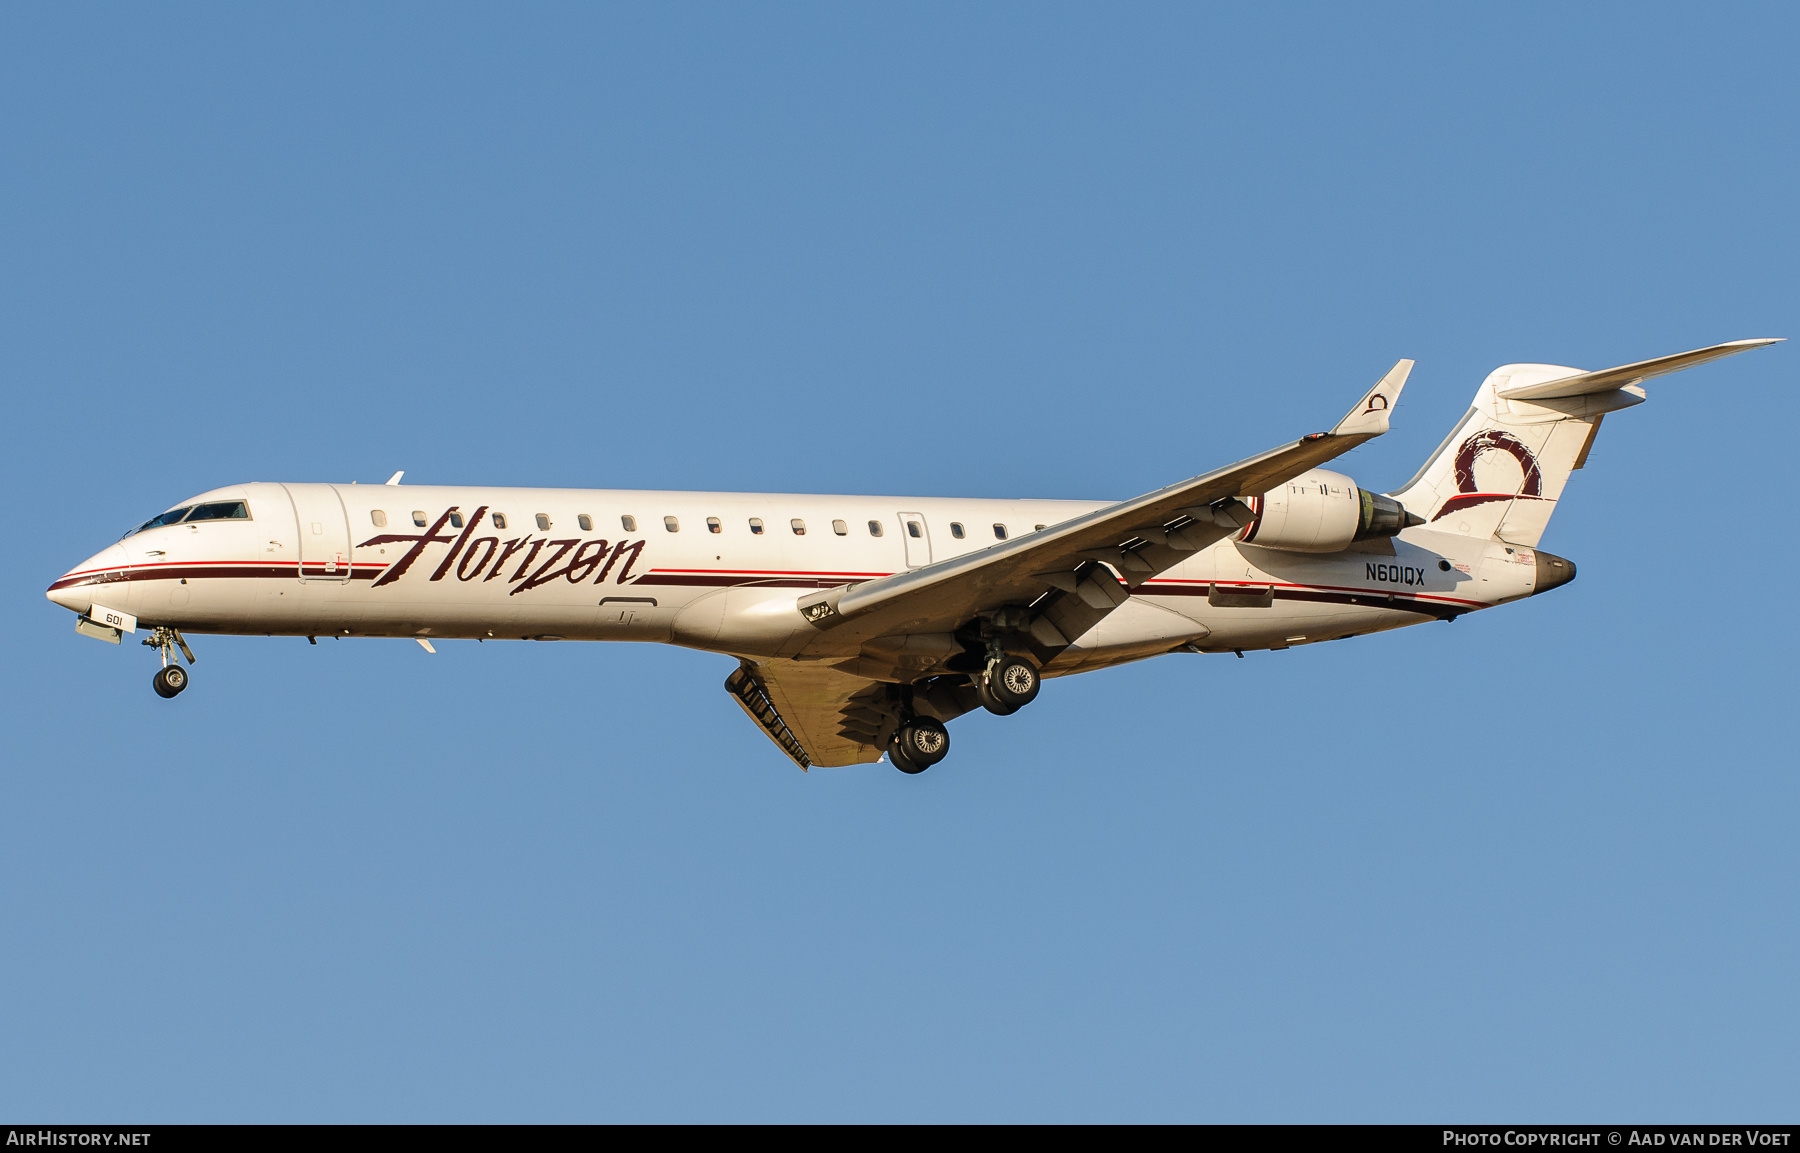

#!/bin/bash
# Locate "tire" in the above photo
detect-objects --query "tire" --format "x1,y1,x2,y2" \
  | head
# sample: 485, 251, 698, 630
986, 658, 1040, 709
976, 679, 1019, 716
890, 744, 928, 774
893, 717, 950, 768
153, 665, 187, 698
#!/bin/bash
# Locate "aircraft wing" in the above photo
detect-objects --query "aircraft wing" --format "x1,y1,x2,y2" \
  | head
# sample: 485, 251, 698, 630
796, 360, 1413, 651
725, 659, 896, 768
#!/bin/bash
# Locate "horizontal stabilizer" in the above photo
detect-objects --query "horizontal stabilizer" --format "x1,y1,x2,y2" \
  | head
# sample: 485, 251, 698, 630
1495, 338, 1781, 401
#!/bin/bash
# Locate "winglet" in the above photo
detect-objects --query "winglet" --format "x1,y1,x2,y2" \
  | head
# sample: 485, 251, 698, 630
1329, 359, 1412, 437
385, 471, 405, 486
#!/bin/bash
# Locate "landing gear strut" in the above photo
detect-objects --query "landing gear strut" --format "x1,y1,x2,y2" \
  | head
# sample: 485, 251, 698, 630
143, 626, 195, 699
889, 716, 950, 774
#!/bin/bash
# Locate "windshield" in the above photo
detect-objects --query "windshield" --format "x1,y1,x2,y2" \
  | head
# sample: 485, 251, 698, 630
184, 501, 249, 522
121, 501, 248, 538
125, 507, 193, 538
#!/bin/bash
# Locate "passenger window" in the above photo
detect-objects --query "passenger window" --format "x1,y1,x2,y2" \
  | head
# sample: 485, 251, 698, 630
907, 521, 922, 538
993, 524, 1008, 540
832, 520, 848, 536
707, 517, 722, 533
185, 501, 250, 522
868, 520, 884, 537
535, 514, 551, 531
621, 515, 637, 532
577, 514, 592, 531
413, 511, 427, 527
371, 510, 388, 528
949, 522, 964, 539
664, 516, 679, 532
1035, 524, 1046, 531
449, 512, 464, 529
493, 513, 507, 530
749, 518, 764, 535
791, 519, 806, 536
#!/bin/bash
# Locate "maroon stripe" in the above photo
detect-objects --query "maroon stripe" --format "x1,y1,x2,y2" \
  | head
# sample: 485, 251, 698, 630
1432, 492, 1551, 521
1136, 581, 1468, 620
48, 563, 382, 591
1237, 496, 1264, 543
630, 573, 849, 589
1272, 586, 1464, 621
47, 560, 1473, 622
650, 568, 890, 578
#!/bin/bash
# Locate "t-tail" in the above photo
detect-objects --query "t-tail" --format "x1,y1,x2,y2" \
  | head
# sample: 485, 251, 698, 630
1389, 338, 1781, 547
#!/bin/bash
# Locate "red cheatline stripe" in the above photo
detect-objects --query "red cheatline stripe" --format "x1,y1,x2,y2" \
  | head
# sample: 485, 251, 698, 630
647, 568, 893, 578
58, 558, 297, 579
48, 560, 1493, 614
632, 574, 852, 589
48, 561, 384, 590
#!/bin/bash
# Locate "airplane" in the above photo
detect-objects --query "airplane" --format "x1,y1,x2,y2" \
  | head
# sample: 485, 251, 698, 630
46, 338, 1779, 774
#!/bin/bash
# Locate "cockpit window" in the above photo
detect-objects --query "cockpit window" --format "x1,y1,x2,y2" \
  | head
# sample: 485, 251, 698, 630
124, 500, 251, 538
184, 501, 250, 522
125, 507, 193, 537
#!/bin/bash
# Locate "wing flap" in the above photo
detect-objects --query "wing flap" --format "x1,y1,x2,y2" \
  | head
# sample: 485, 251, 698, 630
724, 663, 814, 769
726, 660, 897, 769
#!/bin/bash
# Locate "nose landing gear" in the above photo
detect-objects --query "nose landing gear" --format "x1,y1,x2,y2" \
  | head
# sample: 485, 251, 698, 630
153, 664, 188, 698
143, 626, 195, 699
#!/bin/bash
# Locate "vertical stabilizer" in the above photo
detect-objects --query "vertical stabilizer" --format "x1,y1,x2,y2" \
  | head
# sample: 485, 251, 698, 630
1390, 340, 1778, 547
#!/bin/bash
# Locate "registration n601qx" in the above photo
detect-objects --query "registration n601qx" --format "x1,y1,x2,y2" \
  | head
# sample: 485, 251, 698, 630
47, 339, 1778, 774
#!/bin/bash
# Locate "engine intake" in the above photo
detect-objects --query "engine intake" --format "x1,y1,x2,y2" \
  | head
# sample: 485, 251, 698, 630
1238, 468, 1420, 553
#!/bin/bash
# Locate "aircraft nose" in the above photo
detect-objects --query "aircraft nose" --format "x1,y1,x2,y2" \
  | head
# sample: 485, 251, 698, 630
46, 544, 130, 614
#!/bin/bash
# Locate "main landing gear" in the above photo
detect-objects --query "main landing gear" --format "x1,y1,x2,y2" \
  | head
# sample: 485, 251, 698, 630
887, 652, 1043, 774
889, 716, 950, 775
976, 655, 1040, 716
144, 626, 195, 699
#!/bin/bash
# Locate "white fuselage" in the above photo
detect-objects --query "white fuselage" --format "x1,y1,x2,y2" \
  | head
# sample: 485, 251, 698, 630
48, 481, 1540, 674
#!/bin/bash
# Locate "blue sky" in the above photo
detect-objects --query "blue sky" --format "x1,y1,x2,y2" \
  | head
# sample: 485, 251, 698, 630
3, 3, 1795, 1121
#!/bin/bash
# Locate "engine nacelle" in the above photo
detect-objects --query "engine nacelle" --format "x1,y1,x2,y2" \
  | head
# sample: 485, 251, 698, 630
1237, 468, 1417, 554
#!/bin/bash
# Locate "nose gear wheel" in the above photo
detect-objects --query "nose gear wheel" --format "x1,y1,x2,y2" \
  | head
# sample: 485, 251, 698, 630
142, 626, 196, 699
153, 665, 188, 698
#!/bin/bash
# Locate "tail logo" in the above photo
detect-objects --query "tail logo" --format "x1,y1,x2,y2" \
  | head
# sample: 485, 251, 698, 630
1432, 430, 1547, 521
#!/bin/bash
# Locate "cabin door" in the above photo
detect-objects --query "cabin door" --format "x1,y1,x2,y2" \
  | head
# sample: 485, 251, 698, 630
281, 483, 353, 581
897, 512, 932, 569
